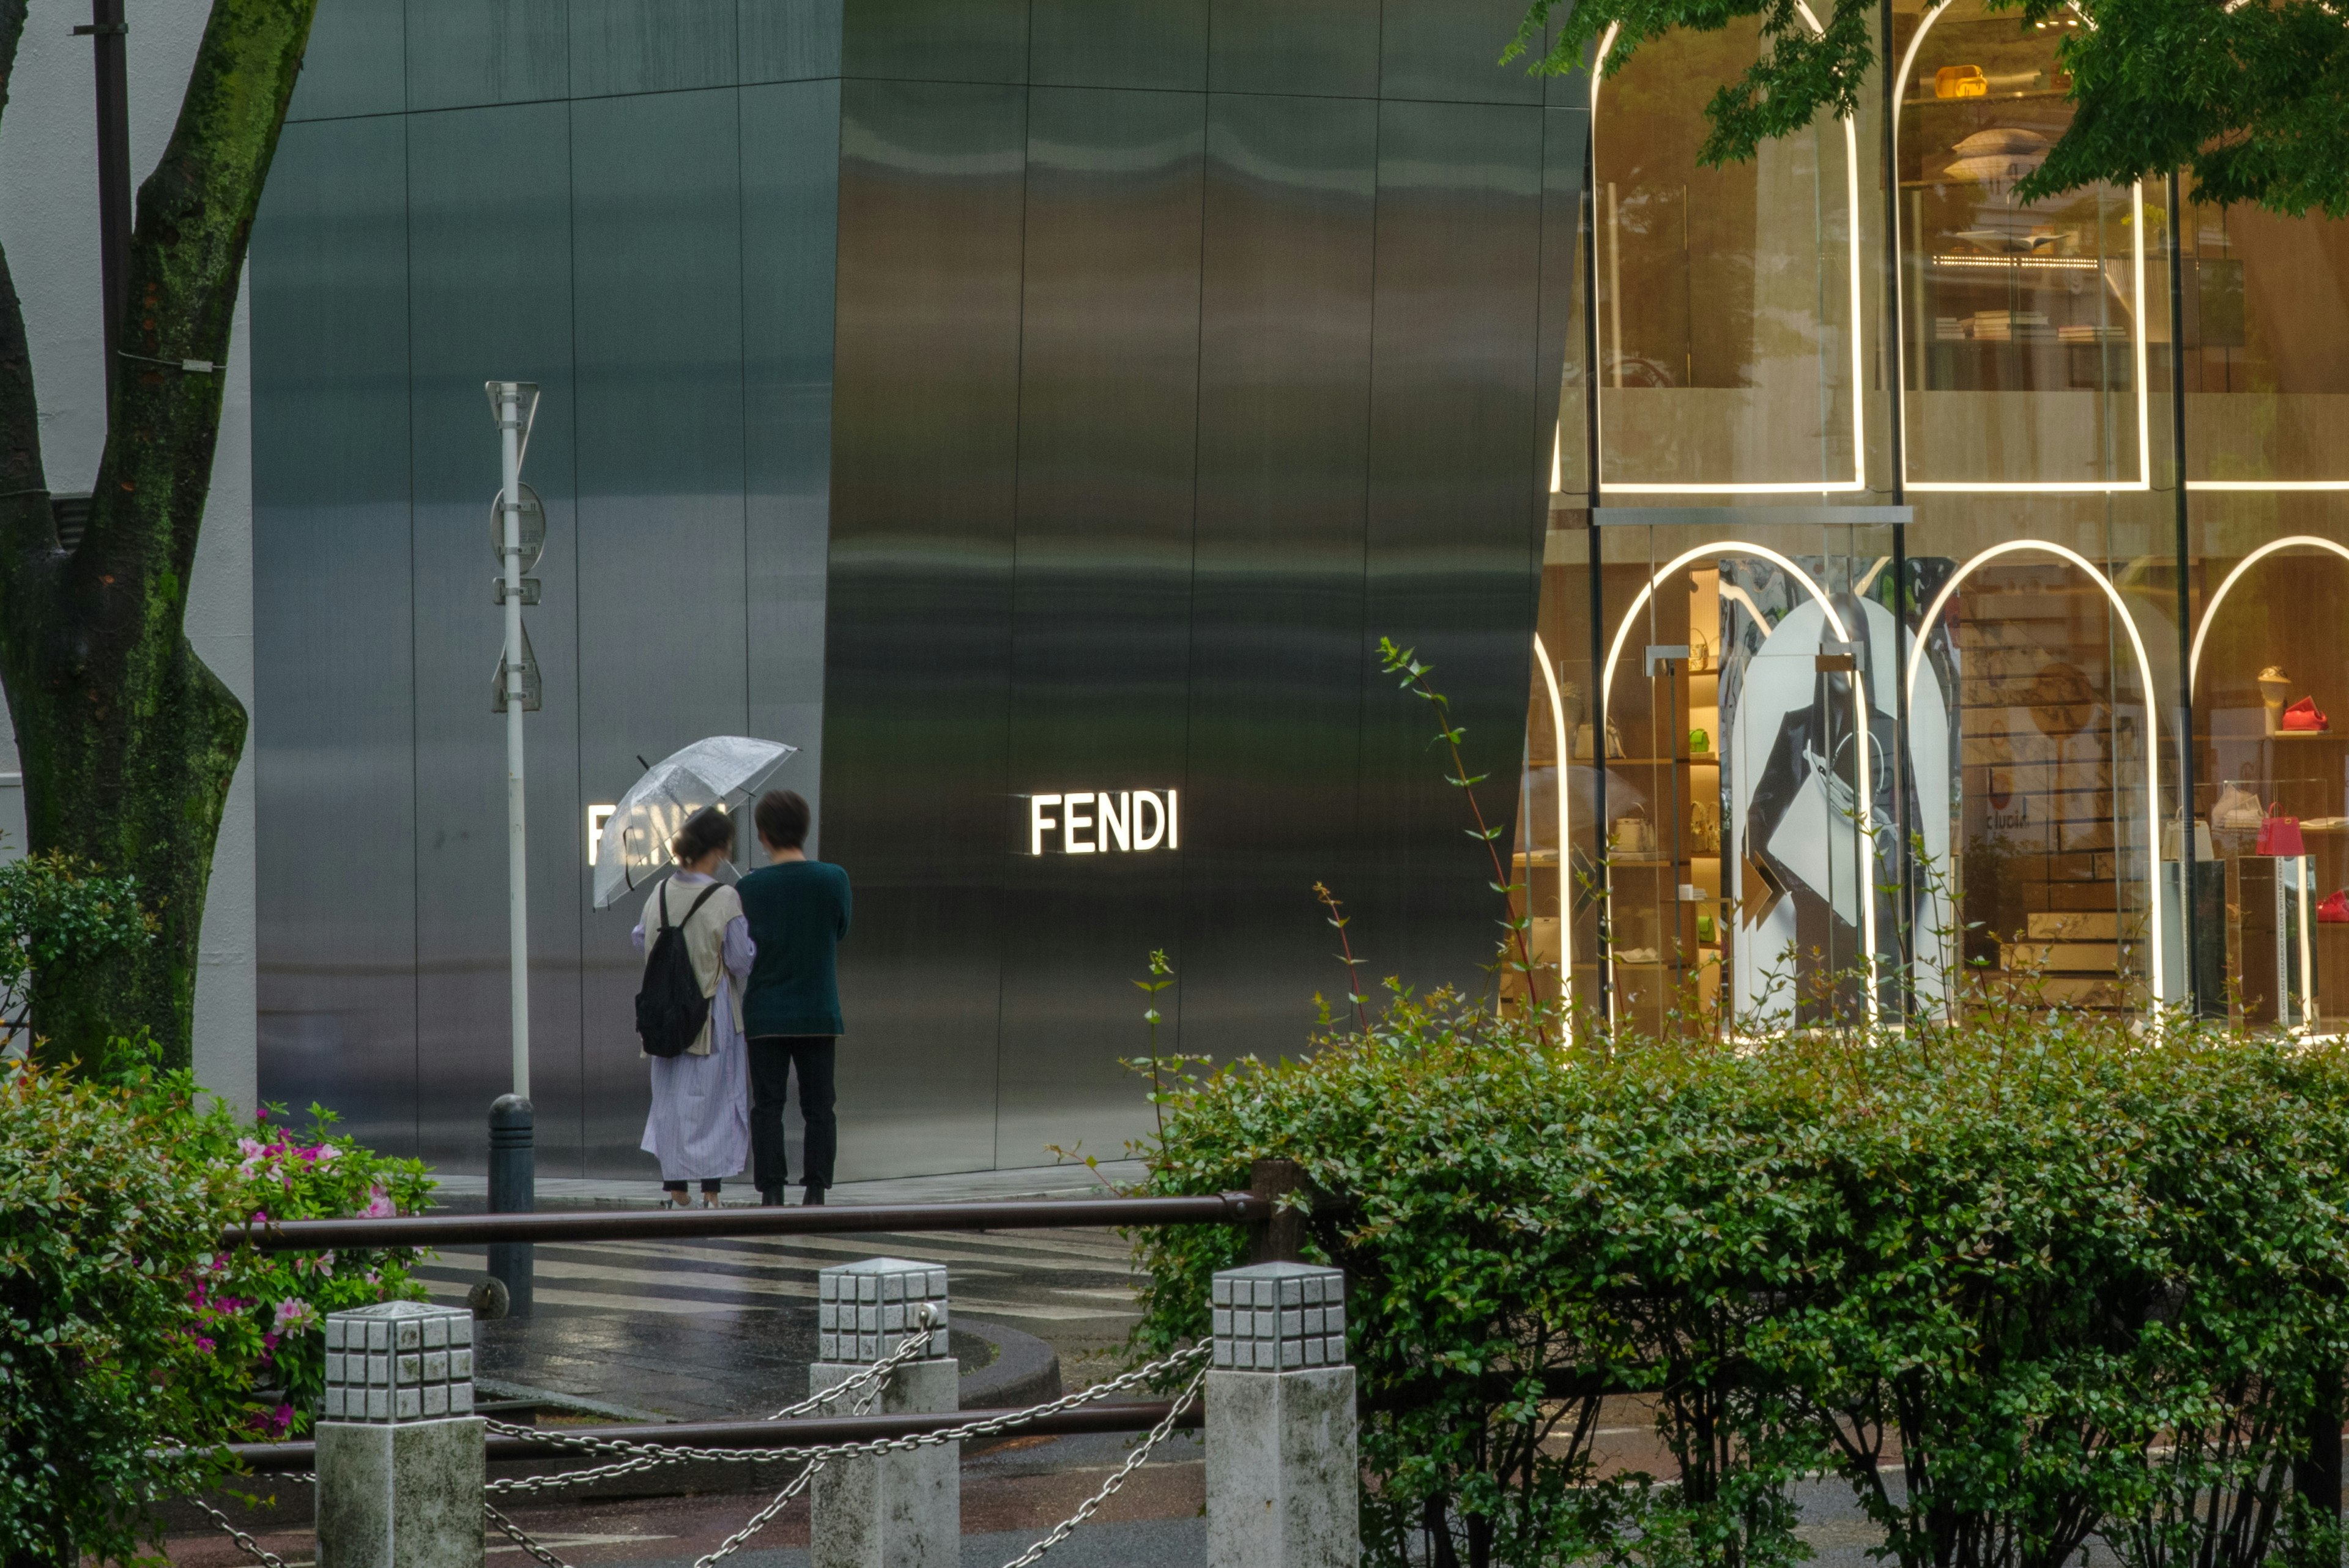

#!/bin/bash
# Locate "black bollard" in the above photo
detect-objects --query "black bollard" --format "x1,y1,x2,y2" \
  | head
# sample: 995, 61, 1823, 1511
487, 1094, 535, 1317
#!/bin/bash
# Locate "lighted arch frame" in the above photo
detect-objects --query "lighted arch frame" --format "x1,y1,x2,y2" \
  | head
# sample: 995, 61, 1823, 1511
2187, 536, 2349, 694
1598, 541, 1882, 1020
1891, 3, 2151, 494
1532, 633, 1576, 1008
1588, 12, 1869, 496
1904, 539, 2165, 1003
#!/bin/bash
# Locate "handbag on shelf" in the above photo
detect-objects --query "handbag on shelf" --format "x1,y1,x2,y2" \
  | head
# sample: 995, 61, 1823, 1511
2283, 696, 2330, 732
2258, 801, 2306, 858
2210, 780, 2265, 833
2320, 890, 2349, 925
2162, 819, 2214, 861
1574, 720, 1628, 761
1614, 807, 1657, 859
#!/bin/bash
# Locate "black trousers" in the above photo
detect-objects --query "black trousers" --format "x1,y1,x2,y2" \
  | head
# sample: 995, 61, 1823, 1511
748, 1036, 837, 1194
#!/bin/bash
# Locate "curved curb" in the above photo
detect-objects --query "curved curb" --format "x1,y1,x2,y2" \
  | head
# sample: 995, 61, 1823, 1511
955, 1315, 1063, 1411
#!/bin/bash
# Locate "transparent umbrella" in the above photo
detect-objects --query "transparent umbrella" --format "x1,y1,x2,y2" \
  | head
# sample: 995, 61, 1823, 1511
592, 736, 797, 910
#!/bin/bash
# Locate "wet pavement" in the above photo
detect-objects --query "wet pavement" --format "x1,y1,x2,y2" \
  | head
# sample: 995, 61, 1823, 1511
417, 1163, 1155, 1421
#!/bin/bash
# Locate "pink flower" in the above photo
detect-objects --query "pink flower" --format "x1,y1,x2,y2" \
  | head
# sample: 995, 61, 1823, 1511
194, 1336, 215, 1353
272, 1298, 319, 1334
314, 1143, 341, 1164
362, 1186, 395, 1220
238, 1137, 265, 1159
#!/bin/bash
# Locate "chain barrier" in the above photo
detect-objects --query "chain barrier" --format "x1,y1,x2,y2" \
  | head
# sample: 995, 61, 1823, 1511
189, 1493, 298, 1568
484, 1315, 940, 1499
994, 1356, 1210, 1568
187, 1325, 1215, 1568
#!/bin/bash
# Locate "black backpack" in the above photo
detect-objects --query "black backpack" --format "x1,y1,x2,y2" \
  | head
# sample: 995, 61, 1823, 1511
636, 882, 722, 1059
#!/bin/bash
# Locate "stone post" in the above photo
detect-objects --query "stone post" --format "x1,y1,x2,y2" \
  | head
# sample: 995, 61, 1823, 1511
810, 1257, 957, 1568
315, 1301, 484, 1568
1208, 1261, 1359, 1568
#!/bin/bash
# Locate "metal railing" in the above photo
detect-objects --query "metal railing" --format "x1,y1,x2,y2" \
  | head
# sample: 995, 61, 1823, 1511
220, 1189, 1269, 1252
219, 1399, 1202, 1473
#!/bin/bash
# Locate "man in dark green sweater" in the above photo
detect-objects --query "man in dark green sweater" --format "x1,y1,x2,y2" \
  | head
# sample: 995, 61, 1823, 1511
738, 789, 852, 1206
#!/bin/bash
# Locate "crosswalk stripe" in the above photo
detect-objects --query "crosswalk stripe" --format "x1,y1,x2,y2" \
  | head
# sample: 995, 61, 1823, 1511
432, 1238, 1018, 1280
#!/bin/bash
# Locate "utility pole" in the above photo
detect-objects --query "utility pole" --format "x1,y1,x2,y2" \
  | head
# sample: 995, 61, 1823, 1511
76, 0, 133, 414
486, 381, 541, 1316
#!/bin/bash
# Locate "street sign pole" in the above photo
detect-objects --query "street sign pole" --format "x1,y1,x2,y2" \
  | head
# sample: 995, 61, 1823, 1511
486, 381, 541, 1316
498, 387, 530, 1107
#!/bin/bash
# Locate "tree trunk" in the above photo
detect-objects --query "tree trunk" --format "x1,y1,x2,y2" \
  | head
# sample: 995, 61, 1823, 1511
0, 0, 315, 1076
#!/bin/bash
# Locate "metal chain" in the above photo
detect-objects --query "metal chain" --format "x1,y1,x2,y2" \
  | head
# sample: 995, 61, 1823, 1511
993, 1357, 1210, 1568
483, 1319, 941, 1498
486, 1501, 576, 1568
481, 1339, 1211, 1480
188, 1494, 295, 1568
690, 1334, 897, 1568
471, 1338, 1212, 1568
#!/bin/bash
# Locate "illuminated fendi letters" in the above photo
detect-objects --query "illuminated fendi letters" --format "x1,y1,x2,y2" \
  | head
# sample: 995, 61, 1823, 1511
1028, 790, 1179, 855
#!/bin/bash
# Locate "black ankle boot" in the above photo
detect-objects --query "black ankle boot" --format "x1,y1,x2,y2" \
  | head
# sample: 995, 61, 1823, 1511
802, 1184, 826, 1206
760, 1187, 785, 1206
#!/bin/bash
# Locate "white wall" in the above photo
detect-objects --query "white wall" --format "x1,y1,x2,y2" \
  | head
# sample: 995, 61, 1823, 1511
0, 0, 256, 1110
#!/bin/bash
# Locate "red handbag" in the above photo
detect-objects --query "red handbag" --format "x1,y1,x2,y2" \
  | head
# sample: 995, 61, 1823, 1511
2283, 696, 2329, 732
2321, 890, 2349, 924
2259, 802, 2307, 857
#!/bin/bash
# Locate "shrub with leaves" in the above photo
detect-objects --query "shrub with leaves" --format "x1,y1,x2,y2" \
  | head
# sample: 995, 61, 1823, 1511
1132, 992, 2349, 1568
0, 850, 155, 1051
0, 1055, 432, 1567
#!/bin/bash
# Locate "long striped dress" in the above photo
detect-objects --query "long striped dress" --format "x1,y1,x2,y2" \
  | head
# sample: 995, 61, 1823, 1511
633, 873, 755, 1184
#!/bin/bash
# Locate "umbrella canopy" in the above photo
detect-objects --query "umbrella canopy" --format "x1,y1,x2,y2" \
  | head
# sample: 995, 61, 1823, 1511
592, 736, 797, 910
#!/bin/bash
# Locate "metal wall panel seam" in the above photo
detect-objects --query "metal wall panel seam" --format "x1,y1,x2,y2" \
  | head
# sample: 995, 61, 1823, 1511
992, 86, 1033, 1174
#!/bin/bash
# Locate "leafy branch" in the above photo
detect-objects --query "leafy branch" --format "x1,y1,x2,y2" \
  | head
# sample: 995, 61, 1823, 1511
1376, 637, 1552, 1045
1313, 883, 1373, 1035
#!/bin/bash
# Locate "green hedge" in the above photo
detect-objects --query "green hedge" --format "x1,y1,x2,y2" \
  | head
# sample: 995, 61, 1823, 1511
1134, 994, 2349, 1568
0, 1056, 432, 1568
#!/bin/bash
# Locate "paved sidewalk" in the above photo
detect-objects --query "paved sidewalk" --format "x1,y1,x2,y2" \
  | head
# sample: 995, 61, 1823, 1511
426, 1160, 1149, 1211
415, 1160, 1157, 1421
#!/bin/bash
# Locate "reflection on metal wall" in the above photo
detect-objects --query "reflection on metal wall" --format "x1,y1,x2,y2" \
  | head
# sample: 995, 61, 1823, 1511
253, 0, 1567, 1178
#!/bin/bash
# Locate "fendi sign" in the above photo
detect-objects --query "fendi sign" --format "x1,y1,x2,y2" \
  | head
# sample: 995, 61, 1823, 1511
1026, 790, 1179, 855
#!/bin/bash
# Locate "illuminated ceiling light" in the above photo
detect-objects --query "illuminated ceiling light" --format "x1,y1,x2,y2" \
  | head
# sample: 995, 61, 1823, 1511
1904, 539, 2165, 1007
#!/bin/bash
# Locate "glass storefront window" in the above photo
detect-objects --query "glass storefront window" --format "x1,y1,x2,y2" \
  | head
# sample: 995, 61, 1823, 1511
1895, 0, 2148, 491
2181, 177, 2349, 1027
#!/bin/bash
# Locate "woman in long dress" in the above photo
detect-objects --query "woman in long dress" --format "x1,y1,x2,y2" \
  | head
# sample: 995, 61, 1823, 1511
634, 806, 754, 1208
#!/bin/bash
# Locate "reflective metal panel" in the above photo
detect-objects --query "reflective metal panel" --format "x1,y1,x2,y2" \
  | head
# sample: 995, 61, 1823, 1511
741, 0, 844, 83
404, 104, 585, 1175
842, 0, 1028, 84
743, 83, 843, 854
405, 0, 568, 113
826, 81, 1027, 1178
1181, 92, 1377, 1058
252, 116, 417, 1156
1379, 0, 1543, 105
287, 0, 405, 122
570, 89, 751, 1176
1029, 0, 1208, 91
1207, 0, 1378, 97
1361, 100, 1548, 981
993, 87, 1204, 1167
570, 0, 737, 98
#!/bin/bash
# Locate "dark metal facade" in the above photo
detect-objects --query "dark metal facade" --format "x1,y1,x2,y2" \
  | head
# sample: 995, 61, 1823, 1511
252, 0, 1584, 1178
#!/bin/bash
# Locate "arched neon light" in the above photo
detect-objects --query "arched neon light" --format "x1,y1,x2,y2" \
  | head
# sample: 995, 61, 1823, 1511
1600, 540, 1881, 1021
1590, 11, 1868, 495
1533, 633, 1575, 1008
2188, 536, 2349, 694
1905, 539, 2165, 1003
1891, 1, 2151, 494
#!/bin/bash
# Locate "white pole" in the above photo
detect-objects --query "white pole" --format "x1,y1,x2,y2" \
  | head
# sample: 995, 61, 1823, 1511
497, 382, 530, 1103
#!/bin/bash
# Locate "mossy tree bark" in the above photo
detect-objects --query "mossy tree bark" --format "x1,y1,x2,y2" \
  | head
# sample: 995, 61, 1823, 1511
0, 0, 315, 1077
